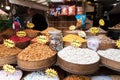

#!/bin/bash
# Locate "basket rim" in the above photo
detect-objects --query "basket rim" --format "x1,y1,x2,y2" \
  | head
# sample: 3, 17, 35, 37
17, 54, 57, 62
0, 54, 17, 59
57, 56, 100, 66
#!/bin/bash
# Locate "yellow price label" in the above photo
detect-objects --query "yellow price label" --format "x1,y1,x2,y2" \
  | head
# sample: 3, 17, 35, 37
69, 25, 76, 31
27, 22, 35, 28
3, 64, 15, 73
45, 68, 58, 77
99, 19, 105, 26
37, 35, 48, 44
90, 27, 99, 34
4, 39, 15, 48
71, 40, 81, 47
116, 39, 120, 48
87, 1, 92, 4
16, 31, 26, 37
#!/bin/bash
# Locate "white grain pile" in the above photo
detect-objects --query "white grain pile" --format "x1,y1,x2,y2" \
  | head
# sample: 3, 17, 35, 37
58, 46, 100, 64
97, 49, 120, 62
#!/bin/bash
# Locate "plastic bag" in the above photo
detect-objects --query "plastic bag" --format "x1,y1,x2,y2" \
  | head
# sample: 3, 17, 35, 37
68, 5, 75, 16
87, 36, 100, 51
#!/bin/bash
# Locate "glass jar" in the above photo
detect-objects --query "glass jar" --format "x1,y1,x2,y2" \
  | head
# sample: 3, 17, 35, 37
48, 30, 63, 51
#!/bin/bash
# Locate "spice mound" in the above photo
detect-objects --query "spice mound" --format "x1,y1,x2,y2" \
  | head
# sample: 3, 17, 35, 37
0, 45, 21, 57
58, 46, 100, 64
18, 43, 56, 61
64, 75, 90, 80
24, 71, 59, 80
97, 49, 120, 62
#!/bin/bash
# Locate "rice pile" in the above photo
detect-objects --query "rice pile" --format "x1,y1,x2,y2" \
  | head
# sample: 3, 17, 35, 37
97, 49, 120, 62
58, 46, 100, 64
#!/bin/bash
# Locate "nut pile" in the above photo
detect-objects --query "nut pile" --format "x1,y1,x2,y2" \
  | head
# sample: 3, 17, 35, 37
97, 49, 120, 62
0, 45, 21, 57
58, 46, 100, 64
18, 43, 56, 61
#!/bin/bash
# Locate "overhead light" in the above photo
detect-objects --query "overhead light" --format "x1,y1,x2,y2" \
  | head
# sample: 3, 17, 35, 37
5, 6, 11, 10
1, 4, 4, 8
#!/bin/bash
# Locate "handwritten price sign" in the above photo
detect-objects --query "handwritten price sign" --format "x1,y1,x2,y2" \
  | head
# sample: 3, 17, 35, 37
69, 25, 76, 31
116, 39, 120, 48
3, 64, 15, 73
90, 27, 99, 34
4, 39, 15, 48
27, 22, 35, 28
99, 19, 105, 26
45, 68, 58, 77
16, 31, 26, 37
37, 35, 48, 44
71, 40, 81, 47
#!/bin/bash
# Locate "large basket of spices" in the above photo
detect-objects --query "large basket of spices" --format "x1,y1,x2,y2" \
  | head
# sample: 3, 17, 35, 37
62, 34, 87, 48
23, 29, 40, 39
64, 75, 90, 80
17, 43, 57, 71
0, 40, 22, 66
96, 35, 115, 50
97, 49, 120, 72
57, 46, 100, 74
85, 27, 107, 36
22, 69, 60, 80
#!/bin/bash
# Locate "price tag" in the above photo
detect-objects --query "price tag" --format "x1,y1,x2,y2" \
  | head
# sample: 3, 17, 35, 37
99, 19, 105, 26
87, 1, 92, 4
90, 27, 99, 34
3, 64, 15, 73
78, 31, 86, 38
45, 68, 58, 77
69, 25, 76, 31
4, 39, 15, 48
37, 35, 48, 44
71, 40, 81, 47
16, 31, 26, 37
116, 39, 120, 48
27, 22, 35, 28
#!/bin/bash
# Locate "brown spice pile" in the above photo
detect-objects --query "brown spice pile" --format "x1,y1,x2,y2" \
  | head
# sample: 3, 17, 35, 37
64, 75, 90, 80
18, 43, 56, 61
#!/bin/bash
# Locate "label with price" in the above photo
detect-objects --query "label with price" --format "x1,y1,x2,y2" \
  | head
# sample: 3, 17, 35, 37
116, 39, 120, 48
71, 40, 81, 47
27, 22, 35, 28
99, 19, 105, 26
90, 27, 99, 34
37, 35, 48, 44
16, 31, 26, 37
4, 39, 15, 48
3, 64, 15, 73
45, 68, 58, 77
69, 25, 76, 31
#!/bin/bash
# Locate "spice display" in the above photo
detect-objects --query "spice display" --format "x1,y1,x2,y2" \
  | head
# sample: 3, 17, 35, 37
23, 29, 40, 38
0, 69, 22, 80
96, 35, 115, 44
10, 35, 30, 43
41, 27, 60, 35
64, 75, 90, 80
24, 71, 59, 80
18, 43, 56, 61
97, 49, 120, 62
0, 44, 21, 57
58, 46, 100, 64
63, 34, 86, 43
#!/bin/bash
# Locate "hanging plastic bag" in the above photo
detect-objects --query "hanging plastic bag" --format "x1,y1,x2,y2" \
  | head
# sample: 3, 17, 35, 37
87, 36, 100, 51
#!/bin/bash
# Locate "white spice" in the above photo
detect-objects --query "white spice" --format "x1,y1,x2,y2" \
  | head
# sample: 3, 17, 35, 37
58, 46, 100, 64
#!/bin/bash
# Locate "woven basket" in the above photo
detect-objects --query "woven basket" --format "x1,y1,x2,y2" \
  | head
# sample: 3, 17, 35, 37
98, 42, 116, 50
100, 55, 120, 72
64, 42, 87, 48
17, 54, 57, 71
15, 40, 30, 49
0, 54, 17, 66
57, 56, 99, 74
110, 75, 120, 80
64, 75, 90, 80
